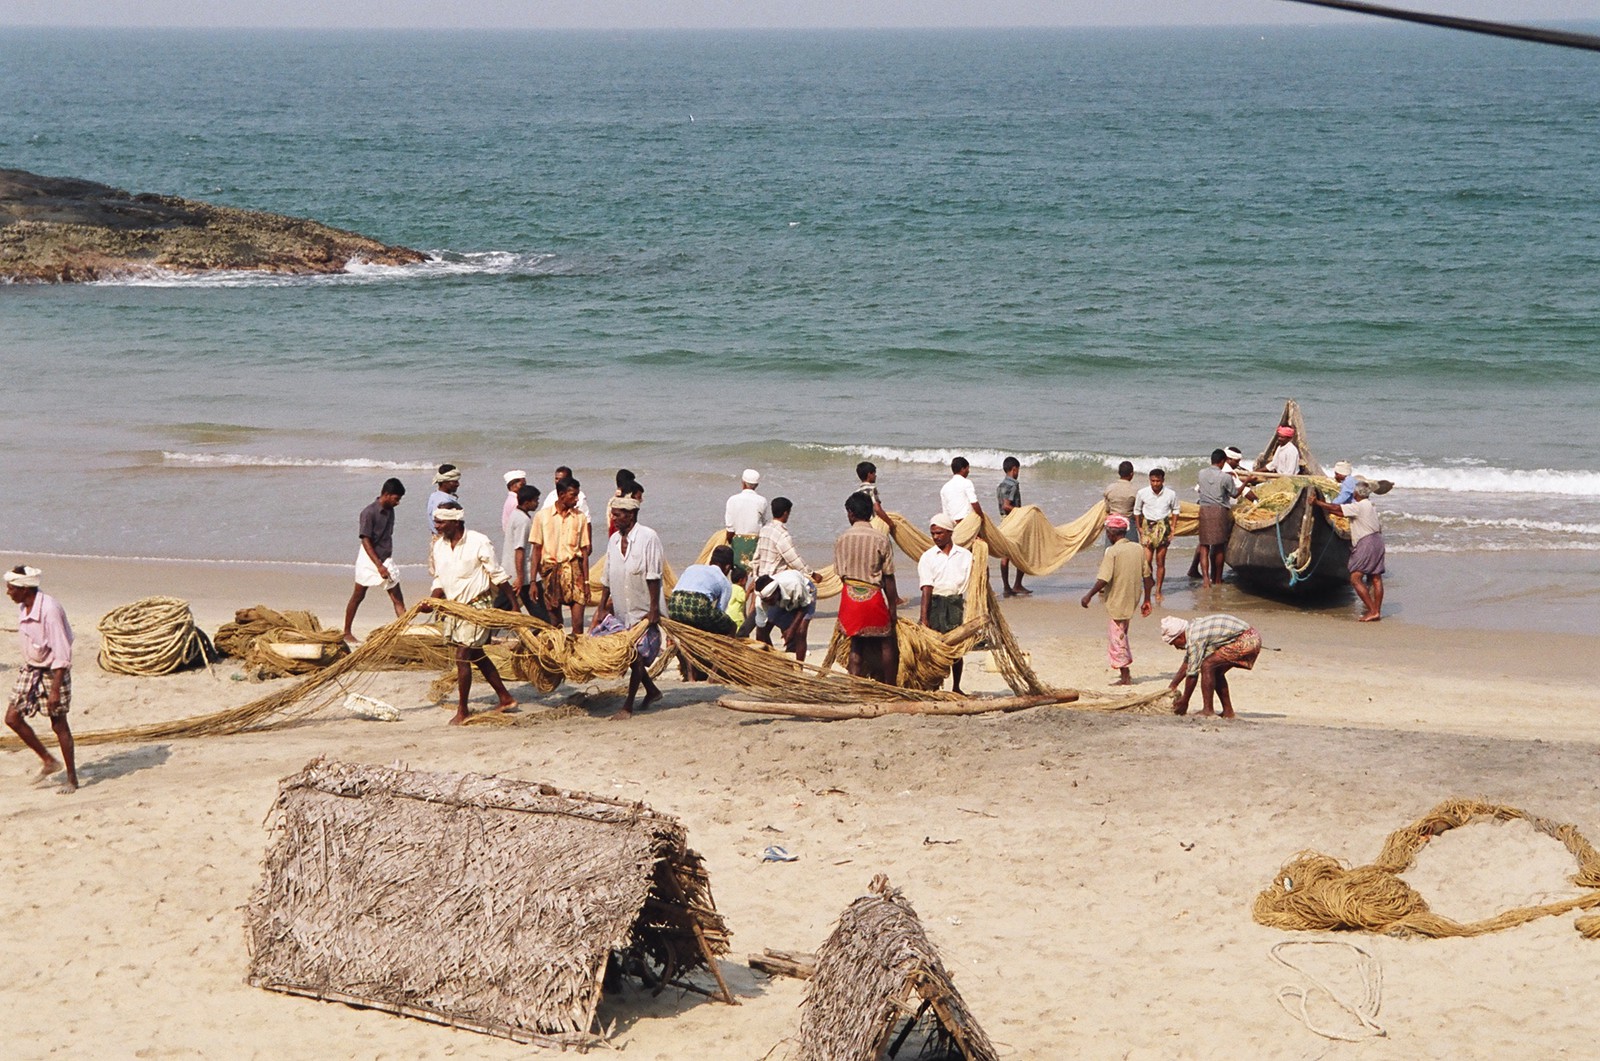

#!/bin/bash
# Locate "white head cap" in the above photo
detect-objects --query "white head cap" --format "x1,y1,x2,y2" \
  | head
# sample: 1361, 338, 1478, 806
1223, 447, 1243, 461
929, 513, 956, 531
1160, 616, 1189, 644
1332, 461, 1352, 477
742, 468, 761, 486
4, 566, 42, 589
504, 469, 527, 484
432, 506, 465, 522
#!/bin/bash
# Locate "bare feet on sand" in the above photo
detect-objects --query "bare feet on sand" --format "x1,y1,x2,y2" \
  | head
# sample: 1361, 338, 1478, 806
32, 759, 63, 783
1111, 677, 1132, 686
1358, 613, 1382, 622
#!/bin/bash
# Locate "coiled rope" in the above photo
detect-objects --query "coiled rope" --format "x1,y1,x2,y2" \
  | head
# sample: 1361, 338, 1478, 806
96, 596, 213, 676
1254, 799, 1600, 939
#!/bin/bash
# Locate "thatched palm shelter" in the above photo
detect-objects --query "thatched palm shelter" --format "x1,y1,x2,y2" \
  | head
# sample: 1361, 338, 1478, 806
794, 875, 998, 1061
245, 758, 733, 1049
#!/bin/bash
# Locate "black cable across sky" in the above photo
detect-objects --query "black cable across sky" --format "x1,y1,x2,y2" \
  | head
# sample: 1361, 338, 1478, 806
1278, 0, 1600, 53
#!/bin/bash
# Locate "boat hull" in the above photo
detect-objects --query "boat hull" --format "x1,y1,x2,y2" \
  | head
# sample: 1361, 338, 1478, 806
1224, 486, 1351, 593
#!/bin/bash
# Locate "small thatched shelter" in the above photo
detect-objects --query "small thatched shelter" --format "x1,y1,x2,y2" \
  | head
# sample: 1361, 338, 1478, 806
794, 875, 999, 1061
245, 758, 732, 1049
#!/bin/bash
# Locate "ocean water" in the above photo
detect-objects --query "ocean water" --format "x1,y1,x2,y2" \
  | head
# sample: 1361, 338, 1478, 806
3, 26, 1598, 631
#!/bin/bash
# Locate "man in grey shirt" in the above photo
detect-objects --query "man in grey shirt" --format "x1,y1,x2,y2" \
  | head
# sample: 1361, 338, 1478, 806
1195, 449, 1239, 588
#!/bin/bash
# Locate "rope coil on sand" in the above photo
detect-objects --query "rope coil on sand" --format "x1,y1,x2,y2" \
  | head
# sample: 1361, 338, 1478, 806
1254, 799, 1600, 939
96, 596, 213, 676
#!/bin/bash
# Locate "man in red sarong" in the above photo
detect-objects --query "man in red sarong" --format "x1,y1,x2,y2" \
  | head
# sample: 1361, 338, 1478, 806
833, 491, 899, 683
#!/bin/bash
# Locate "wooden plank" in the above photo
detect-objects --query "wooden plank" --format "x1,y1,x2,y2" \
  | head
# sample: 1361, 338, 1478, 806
716, 691, 1078, 720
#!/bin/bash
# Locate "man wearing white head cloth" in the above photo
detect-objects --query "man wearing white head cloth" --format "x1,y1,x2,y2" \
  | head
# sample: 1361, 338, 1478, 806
5, 565, 78, 791
424, 464, 460, 544
418, 502, 518, 725
918, 512, 974, 693
1161, 613, 1261, 719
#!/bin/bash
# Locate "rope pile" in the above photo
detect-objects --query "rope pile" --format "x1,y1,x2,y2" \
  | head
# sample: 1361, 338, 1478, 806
1254, 799, 1600, 938
96, 596, 213, 676
214, 606, 349, 678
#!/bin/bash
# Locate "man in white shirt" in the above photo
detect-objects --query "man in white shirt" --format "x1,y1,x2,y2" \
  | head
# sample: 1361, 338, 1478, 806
591, 498, 665, 718
744, 496, 821, 635
539, 464, 590, 518
752, 569, 818, 662
917, 513, 973, 693
724, 468, 770, 574
1135, 468, 1183, 603
1267, 426, 1302, 476
939, 456, 986, 526
418, 502, 517, 725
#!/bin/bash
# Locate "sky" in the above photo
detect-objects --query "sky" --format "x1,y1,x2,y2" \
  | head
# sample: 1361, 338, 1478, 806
2, 1, 1598, 31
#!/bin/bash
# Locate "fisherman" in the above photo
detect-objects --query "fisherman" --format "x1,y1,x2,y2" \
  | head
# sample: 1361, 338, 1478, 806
498, 483, 545, 618
996, 456, 1029, 597
752, 570, 819, 662
1103, 461, 1139, 544
606, 469, 638, 536
1313, 482, 1386, 621
1194, 449, 1240, 588
1161, 614, 1261, 719
1135, 468, 1182, 603
424, 464, 459, 543
835, 491, 899, 683
724, 468, 770, 575
417, 502, 517, 725
918, 512, 973, 693
590, 497, 663, 719
1080, 516, 1153, 686
342, 477, 407, 642
531, 475, 592, 635
939, 456, 985, 526
855, 461, 890, 523
743, 496, 820, 636
501, 469, 526, 533
1267, 425, 1302, 476
5, 566, 77, 792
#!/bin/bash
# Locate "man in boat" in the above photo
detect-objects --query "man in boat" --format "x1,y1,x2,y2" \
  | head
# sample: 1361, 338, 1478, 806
418, 502, 517, 725
342, 477, 407, 642
1194, 449, 1240, 588
1265, 425, 1302, 476
1080, 516, 1153, 686
996, 456, 1029, 597
531, 475, 592, 635
1161, 614, 1261, 719
1312, 482, 1386, 621
1134, 468, 1182, 603
590, 497, 664, 719
918, 512, 973, 693
724, 468, 770, 575
835, 491, 900, 683
1103, 460, 1139, 544
5, 565, 78, 792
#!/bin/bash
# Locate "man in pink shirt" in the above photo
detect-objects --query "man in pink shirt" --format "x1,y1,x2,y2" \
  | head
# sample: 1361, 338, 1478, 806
5, 565, 77, 791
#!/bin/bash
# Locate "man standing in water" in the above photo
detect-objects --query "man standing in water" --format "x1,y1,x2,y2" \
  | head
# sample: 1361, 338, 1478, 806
996, 456, 1029, 597
418, 502, 517, 725
424, 465, 459, 544
5, 566, 77, 792
342, 477, 406, 642
1103, 461, 1139, 544
835, 491, 900, 683
1313, 482, 1387, 621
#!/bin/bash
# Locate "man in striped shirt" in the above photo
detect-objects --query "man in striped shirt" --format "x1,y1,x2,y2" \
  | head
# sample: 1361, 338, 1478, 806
1160, 614, 1261, 720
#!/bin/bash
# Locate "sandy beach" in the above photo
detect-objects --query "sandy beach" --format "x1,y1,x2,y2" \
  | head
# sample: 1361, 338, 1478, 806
4, 552, 1599, 1060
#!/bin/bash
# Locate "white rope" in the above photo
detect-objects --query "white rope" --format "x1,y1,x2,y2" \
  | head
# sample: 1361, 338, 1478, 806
1270, 939, 1386, 1042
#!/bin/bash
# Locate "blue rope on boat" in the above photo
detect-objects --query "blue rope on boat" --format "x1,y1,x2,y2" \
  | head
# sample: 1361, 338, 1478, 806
1275, 497, 1337, 588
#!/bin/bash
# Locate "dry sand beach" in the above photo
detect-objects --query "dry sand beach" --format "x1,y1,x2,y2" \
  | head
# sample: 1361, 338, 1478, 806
4, 553, 1600, 1060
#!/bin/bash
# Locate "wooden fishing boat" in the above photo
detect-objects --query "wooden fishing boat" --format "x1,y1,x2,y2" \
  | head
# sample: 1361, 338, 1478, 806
1223, 400, 1351, 593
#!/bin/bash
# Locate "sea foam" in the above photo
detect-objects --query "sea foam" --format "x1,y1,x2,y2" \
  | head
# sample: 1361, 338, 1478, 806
162, 452, 433, 470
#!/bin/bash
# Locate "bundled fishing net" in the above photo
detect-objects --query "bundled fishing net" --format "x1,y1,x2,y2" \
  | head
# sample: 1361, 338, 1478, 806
214, 606, 349, 678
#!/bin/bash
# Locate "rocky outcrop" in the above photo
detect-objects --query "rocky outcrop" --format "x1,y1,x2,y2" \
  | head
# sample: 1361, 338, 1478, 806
0, 169, 428, 282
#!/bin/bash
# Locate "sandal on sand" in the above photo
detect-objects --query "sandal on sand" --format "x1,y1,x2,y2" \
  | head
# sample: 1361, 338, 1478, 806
761, 845, 799, 863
